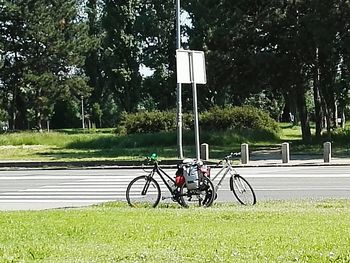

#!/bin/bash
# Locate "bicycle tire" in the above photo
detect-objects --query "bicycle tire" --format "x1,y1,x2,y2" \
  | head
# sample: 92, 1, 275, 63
230, 174, 256, 205
179, 176, 215, 208
126, 175, 161, 208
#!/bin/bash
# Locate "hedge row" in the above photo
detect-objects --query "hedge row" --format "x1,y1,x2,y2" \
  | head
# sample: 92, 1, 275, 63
117, 106, 280, 135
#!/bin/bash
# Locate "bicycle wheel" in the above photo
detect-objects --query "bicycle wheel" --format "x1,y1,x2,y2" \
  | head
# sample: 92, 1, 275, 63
179, 176, 215, 208
126, 175, 161, 208
230, 174, 256, 205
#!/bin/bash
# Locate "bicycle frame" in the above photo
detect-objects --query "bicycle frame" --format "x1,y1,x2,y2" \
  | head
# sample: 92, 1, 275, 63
211, 159, 238, 191
146, 162, 177, 194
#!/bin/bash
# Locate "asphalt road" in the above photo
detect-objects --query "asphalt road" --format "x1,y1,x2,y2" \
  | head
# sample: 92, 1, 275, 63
0, 166, 349, 210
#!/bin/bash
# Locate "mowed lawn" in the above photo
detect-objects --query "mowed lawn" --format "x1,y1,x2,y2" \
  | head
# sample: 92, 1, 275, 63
0, 200, 349, 262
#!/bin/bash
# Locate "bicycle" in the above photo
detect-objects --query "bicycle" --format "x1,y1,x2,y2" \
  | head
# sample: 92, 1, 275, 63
126, 154, 215, 208
210, 152, 256, 205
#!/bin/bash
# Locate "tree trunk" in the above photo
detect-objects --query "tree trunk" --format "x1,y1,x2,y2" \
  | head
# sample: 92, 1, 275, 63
313, 83, 323, 138
9, 86, 17, 131
334, 100, 338, 128
296, 82, 311, 143
36, 111, 43, 132
289, 88, 299, 126
313, 47, 323, 138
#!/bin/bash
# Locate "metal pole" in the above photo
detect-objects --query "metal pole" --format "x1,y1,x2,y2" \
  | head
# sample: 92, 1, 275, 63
192, 82, 200, 161
190, 53, 200, 160
81, 96, 85, 129
176, 0, 183, 159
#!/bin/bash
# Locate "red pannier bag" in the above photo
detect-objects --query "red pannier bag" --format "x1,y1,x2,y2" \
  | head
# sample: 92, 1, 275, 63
175, 167, 185, 186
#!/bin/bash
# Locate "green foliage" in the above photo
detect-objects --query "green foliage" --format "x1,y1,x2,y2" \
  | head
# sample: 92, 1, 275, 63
51, 100, 81, 129
200, 106, 280, 135
324, 128, 350, 145
0, 132, 71, 147
101, 0, 142, 112
121, 111, 177, 134
91, 103, 103, 128
184, 0, 350, 142
0, 0, 94, 130
118, 107, 280, 138
243, 91, 285, 120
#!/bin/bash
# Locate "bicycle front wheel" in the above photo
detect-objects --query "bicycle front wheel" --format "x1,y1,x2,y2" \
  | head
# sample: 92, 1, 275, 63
126, 175, 161, 208
230, 174, 256, 205
179, 177, 215, 208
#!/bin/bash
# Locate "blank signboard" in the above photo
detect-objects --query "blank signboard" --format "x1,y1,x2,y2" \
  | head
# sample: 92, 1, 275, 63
176, 50, 191, 84
176, 50, 206, 84
191, 51, 206, 84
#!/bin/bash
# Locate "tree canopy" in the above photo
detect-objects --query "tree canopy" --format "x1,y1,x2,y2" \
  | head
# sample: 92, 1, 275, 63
1, 0, 350, 141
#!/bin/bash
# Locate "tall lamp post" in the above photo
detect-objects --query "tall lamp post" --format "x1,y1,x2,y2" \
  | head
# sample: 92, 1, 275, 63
176, 0, 183, 159
81, 96, 85, 130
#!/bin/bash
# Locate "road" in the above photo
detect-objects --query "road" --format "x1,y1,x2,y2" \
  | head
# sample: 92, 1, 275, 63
0, 166, 349, 210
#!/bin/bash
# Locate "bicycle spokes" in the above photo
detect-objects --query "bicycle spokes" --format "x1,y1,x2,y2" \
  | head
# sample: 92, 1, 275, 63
230, 175, 256, 205
234, 177, 246, 193
126, 176, 161, 208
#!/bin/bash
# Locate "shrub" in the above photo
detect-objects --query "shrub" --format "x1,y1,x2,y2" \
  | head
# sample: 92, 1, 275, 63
117, 106, 280, 136
324, 128, 350, 145
200, 106, 280, 135
121, 111, 177, 134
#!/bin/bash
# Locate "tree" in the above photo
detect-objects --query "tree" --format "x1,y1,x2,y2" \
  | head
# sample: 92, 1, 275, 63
84, 0, 106, 120
0, 0, 94, 131
101, 0, 142, 112
24, 0, 93, 130
137, 0, 177, 111
0, 0, 28, 130
185, 0, 350, 142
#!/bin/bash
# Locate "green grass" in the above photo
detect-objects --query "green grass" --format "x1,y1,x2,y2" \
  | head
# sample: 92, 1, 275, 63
0, 129, 280, 161
0, 123, 350, 161
0, 200, 349, 262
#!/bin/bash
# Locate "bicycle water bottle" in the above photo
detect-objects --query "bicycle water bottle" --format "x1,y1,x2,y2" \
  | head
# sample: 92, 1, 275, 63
167, 179, 177, 192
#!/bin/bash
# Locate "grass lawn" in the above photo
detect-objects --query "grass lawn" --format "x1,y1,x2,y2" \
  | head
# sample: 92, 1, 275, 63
0, 130, 277, 161
0, 123, 349, 161
0, 200, 349, 262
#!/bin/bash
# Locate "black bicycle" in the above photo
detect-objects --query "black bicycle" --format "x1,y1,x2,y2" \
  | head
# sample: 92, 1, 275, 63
126, 154, 215, 208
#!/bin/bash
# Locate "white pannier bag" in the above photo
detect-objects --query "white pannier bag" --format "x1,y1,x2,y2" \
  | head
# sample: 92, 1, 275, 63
182, 159, 199, 190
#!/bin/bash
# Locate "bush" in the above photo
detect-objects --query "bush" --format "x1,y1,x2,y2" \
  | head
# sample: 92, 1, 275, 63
324, 128, 350, 145
121, 111, 177, 134
200, 106, 280, 134
117, 106, 280, 136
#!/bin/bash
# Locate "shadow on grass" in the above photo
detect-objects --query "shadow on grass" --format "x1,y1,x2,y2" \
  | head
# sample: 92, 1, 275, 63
36, 147, 182, 160
33, 129, 285, 160
40, 128, 350, 160
55, 128, 115, 135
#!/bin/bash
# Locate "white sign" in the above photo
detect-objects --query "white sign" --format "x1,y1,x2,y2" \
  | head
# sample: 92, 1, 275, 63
176, 50, 206, 84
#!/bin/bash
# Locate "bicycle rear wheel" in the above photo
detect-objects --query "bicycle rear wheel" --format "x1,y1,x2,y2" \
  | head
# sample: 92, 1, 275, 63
179, 176, 215, 208
126, 175, 161, 208
230, 174, 256, 205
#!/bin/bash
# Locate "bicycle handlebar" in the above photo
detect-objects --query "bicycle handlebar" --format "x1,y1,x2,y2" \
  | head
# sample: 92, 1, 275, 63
226, 152, 241, 159
143, 153, 160, 165
216, 152, 241, 165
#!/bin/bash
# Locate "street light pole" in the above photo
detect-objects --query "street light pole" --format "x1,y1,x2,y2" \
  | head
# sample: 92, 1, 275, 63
176, 0, 183, 159
81, 96, 85, 130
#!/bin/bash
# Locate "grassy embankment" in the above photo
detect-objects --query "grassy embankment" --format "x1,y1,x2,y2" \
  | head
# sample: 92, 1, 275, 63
0, 200, 349, 262
0, 123, 349, 161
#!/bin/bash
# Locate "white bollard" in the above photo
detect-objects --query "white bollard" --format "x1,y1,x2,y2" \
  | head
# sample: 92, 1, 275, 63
241, 143, 249, 164
200, 143, 209, 161
324, 142, 331, 163
282, 142, 290, 163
